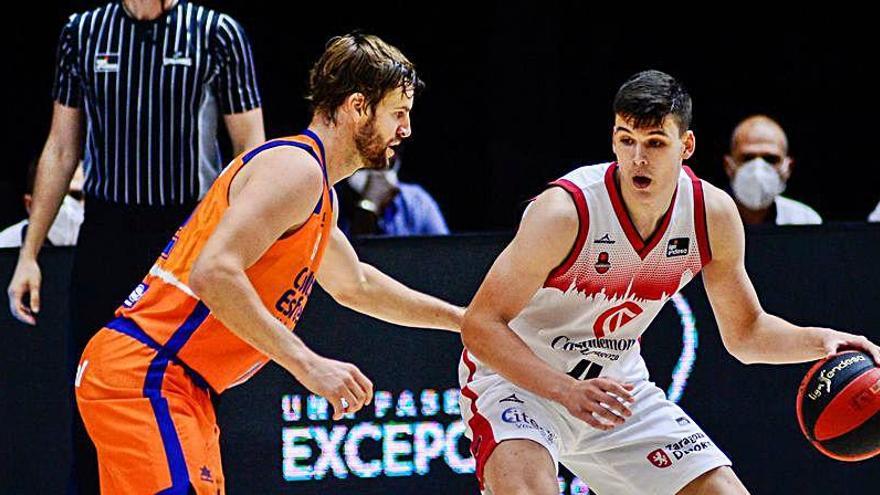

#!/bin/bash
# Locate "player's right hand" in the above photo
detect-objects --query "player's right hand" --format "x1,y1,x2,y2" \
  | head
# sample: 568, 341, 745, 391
559, 378, 635, 431
7, 256, 42, 325
299, 355, 374, 420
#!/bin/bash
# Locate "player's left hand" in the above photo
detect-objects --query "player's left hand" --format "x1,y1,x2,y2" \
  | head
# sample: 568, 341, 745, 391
821, 330, 880, 366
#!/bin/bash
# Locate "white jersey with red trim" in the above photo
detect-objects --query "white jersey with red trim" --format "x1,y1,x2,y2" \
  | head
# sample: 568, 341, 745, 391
468, 162, 712, 385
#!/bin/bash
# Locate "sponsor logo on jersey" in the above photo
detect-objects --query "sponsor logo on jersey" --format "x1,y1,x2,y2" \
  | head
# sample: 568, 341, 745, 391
593, 301, 643, 338
594, 233, 615, 244
501, 407, 556, 445
499, 394, 525, 404
123, 283, 149, 308
274, 267, 317, 323
648, 432, 715, 467
163, 51, 193, 66
551, 335, 637, 354
675, 416, 692, 426
594, 252, 611, 274
666, 237, 690, 257
668, 432, 714, 460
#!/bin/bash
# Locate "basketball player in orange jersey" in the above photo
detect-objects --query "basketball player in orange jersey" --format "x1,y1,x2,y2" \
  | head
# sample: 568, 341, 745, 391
72, 33, 463, 494
460, 70, 880, 494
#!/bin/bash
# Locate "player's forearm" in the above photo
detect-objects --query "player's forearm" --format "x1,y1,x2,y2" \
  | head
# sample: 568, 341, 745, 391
728, 312, 832, 364
20, 141, 80, 259
462, 311, 574, 403
225, 108, 265, 156
333, 262, 464, 332
190, 265, 319, 377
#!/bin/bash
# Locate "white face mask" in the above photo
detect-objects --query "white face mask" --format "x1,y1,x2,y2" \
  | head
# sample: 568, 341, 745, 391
731, 158, 786, 210
46, 195, 85, 246
347, 164, 400, 194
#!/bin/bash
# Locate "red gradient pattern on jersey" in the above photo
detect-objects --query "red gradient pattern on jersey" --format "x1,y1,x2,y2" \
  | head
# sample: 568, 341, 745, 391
544, 164, 708, 301
546, 240, 702, 300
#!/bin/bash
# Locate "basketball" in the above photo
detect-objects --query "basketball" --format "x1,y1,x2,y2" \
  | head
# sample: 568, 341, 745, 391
796, 350, 880, 461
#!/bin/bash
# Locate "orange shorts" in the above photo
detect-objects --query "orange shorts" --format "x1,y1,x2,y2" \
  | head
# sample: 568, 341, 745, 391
75, 318, 224, 495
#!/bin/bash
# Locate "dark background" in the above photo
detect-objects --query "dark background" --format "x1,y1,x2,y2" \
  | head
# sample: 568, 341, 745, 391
3, 1, 877, 229
3, 225, 880, 493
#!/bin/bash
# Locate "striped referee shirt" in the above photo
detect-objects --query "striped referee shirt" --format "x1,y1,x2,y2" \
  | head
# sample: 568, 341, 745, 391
53, 0, 261, 206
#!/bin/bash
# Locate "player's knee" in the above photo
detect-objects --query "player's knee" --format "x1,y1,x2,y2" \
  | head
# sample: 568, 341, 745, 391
486, 472, 558, 495
484, 440, 558, 495
677, 466, 749, 495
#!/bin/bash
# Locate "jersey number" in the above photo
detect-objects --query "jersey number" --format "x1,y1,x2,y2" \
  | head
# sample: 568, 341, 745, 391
567, 359, 603, 380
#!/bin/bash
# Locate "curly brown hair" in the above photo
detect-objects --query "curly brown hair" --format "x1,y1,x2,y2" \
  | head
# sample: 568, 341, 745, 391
307, 32, 424, 124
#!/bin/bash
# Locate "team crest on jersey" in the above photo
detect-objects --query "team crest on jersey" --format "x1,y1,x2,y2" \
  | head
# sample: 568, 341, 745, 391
594, 252, 611, 274
647, 448, 672, 468
666, 237, 690, 257
94, 53, 120, 72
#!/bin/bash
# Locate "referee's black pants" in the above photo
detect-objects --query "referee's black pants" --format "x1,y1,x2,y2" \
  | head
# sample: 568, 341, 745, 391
68, 197, 195, 495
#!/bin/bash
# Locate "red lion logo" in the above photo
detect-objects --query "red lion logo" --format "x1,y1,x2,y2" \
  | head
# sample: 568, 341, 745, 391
647, 448, 672, 468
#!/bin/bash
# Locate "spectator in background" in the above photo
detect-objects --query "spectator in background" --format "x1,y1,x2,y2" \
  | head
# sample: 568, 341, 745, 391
869, 201, 880, 222
0, 161, 84, 248
6, 1, 265, 492
337, 151, 449, 236
724, 115, 821, 225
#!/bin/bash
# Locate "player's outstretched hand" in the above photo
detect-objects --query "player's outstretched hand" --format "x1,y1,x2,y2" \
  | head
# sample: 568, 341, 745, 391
299, 355, 374, 420
822, 330, 880, 366
559, 378, 635, 431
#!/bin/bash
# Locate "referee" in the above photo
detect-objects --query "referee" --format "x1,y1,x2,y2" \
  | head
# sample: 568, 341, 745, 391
7, 0, 265, 492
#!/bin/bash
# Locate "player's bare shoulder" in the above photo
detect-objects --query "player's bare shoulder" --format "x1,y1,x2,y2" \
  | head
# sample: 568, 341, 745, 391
230, 144, 324, 206
699, 180, 745, 263
520, 187, 580, 251
527, 187, 580, 232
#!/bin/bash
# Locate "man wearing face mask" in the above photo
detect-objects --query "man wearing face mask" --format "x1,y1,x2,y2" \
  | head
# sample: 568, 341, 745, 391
724, 115, 821, 225
337, 150, 449, 236
0, 161, 84, 248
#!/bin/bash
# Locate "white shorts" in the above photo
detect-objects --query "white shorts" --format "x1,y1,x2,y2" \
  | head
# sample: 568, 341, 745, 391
460, 365, 731, 495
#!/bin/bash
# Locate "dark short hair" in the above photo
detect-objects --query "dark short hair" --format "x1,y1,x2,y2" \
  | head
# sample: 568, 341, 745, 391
307, 32, 424, 123
613, 70, 692, 134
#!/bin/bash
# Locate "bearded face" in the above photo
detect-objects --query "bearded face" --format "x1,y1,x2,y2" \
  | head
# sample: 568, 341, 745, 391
354, 114, 395, 170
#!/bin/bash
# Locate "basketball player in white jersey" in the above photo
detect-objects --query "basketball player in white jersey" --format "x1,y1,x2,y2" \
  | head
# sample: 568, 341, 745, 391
459, 70, 880, 494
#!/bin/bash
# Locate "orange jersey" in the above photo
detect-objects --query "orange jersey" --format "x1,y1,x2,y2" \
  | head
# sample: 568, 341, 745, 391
112, 130, 333, 393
